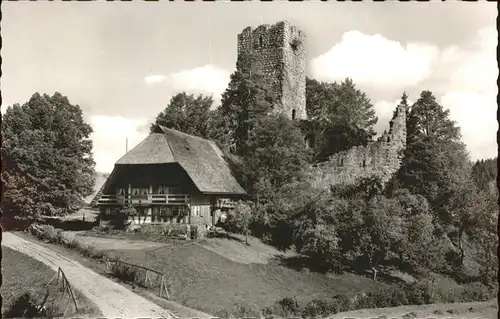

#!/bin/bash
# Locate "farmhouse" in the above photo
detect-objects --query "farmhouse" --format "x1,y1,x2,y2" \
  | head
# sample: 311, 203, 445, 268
91, 125, 247, 226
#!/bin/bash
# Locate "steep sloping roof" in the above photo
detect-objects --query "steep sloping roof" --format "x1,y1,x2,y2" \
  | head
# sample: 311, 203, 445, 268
100, 126, 246, 196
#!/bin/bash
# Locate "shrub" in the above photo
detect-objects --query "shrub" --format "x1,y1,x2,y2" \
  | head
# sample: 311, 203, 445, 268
3, 292, 41, 318
302, 299, 333, 318
405, 279, 436, 305
461, 282, 495, 302
276, 297, 301, 317
365, 285, 408, 308
110, 262, 137, 283
329, 294, 355, 313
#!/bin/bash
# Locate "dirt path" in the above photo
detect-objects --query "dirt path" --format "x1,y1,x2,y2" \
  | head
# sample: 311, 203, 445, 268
2, 232, 176, 319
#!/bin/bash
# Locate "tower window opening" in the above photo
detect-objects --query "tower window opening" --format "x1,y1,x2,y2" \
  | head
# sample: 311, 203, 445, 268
259, 36, 263, 48
292, 109, 296, 120
362, 160, 366, 168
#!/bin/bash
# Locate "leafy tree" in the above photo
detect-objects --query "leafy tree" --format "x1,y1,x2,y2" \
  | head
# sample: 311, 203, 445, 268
305, 77, 378, 160
215, 52, 277, 155
239, 115, 310, 198
396, 90, 471, 224
2, 92, 95, 217
151, 92, 214, 138
471, 158, 497, 193
226, 201, 252, 244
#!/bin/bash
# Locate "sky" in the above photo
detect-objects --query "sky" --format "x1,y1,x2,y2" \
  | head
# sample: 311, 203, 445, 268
2, 1, 498, 173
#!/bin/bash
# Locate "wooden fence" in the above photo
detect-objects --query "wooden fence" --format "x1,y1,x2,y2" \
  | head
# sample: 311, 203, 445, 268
39, 267, 78, 314
104, 257, 170, 299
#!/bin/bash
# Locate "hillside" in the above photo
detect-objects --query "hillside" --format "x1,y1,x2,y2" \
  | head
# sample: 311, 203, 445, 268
84, 172, 110, 205
68, 231, 387, 316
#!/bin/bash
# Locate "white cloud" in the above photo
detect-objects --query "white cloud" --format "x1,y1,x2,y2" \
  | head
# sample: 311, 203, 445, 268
310, 31, 439, 89
441, 91, 497, 161
144, 74, 167, 85
437, 26, 498, 160
167, 64, 231, 97
90, 115, 149, 173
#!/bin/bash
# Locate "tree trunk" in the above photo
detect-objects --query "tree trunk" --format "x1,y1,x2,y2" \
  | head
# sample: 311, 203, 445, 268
458, 228, 465, 266
372, 267, 377, 281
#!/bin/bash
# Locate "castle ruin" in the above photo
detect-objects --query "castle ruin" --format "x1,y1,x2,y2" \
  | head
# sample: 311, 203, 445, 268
237, 21, 307, 121
237, 21, 407, 189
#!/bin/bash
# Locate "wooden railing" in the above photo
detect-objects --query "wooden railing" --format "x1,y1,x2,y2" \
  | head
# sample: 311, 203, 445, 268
97, 194, 190, 206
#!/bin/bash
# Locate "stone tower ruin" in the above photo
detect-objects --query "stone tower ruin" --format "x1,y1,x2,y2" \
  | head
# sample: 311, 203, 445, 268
237, 21, 307, 121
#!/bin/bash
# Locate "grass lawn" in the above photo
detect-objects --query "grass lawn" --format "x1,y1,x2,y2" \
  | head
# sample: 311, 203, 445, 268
72, 230, 388, 315
1, 246, 102, 318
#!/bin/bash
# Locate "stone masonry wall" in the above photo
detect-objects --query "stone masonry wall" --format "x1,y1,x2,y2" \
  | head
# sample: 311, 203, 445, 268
237, 21, 307, 120
308, 105, 407, 189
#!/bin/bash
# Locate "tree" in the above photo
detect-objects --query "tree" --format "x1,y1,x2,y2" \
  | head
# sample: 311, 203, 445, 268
215, 52, 278, 155
305, 78, 378, 160
2, 92, 95, 217
151, 92, 214, 138
396, 90, 472, 224
239, 114, 310, 198
471, 158, 497, 193
226, 201, 253, 245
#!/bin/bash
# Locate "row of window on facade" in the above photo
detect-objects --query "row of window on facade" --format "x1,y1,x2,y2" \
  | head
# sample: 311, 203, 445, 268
127, 205, 210, 223
117, 186, 183, 196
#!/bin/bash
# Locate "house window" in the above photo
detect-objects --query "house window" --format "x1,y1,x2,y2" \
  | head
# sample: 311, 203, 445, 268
259, 36, 263, 47
118, 189, 125, 196
133, 189, 139, 196
192, 206, 201, 217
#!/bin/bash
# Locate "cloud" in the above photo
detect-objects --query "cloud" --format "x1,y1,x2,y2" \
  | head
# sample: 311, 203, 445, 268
310, 31, 440, 89
90, 115, 149, 173
441, 91, 497, 161
144, 75, 167, 85
437, 26, 498, 160
167, 64, 231, 97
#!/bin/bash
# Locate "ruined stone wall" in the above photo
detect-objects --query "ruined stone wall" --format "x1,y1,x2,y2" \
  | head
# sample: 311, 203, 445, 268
237, 21, 307, 120
309, 105, 407, 189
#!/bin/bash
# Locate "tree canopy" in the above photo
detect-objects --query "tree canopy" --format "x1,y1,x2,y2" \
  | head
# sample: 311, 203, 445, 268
150, 92, 214, 139
305, 77, 378, 161
2, 92, 95, 217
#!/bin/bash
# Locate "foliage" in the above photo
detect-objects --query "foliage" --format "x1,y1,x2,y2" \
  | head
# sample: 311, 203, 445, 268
396, 90, 471, 225
2, 92, 95, 217
305, 77, 378, 160
239, 114, 311, 196
150, 92, 215, 138
214, 51, 277, 155
471, 158, 497, 193
225, 201, 253, 244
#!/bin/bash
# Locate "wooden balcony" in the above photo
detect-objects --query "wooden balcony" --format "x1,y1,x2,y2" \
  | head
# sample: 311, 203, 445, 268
97, 194, 190, 206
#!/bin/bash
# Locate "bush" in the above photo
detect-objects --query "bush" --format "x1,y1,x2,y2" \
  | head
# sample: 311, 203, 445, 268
302, 299, 333, 318
405, 279, 436, 305
3, 292, 42, 318
364, 286, 408, 308
110, 262, 138, 283
276, 297, 301, 317
461, 282, 495, 302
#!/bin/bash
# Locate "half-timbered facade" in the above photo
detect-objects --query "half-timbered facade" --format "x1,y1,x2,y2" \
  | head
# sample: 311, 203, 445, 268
91, 125, 247, 226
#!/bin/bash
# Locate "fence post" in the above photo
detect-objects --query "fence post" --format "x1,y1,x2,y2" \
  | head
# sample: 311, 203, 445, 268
162, 276, 170, 300
159, 275, 163, 297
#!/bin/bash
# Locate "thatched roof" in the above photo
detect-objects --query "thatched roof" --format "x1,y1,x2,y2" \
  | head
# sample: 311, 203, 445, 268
95, 126, 246, 200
